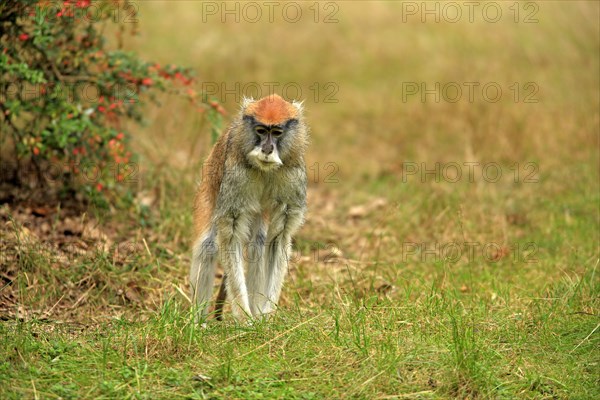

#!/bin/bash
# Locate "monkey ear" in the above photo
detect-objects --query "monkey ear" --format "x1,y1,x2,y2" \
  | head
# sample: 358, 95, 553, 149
291, 99, 304, 114
241, 96, 255, 110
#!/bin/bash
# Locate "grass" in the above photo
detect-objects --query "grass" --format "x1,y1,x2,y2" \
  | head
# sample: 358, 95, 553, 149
2, 268, 598, 398
1, 1, 599, 398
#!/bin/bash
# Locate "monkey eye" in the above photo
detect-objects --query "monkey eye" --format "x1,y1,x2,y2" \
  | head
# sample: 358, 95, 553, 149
271, 129, 283, 137
255, 126, 268, 135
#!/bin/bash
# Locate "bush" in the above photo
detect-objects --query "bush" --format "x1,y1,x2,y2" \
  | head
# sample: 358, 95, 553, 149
0, 0, 223, 205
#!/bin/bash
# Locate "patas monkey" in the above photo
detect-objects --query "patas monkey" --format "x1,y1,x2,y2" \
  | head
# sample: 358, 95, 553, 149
190, 94, 308, 323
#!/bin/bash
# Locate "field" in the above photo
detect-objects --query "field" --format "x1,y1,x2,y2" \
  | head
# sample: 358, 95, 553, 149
1, 1, 599, 398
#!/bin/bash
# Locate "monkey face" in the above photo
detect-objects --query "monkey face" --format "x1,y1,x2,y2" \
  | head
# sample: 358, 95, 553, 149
240, 95, 305, 172
247, 123, 284, 170
245, 118, 299, 171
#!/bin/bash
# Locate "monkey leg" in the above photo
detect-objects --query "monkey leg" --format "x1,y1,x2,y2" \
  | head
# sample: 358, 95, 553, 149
261, 234, 292, 315
190, 230, 218, 323
246, 217, 268, 316
217, 217, 253, 322
259, 205, 304, 316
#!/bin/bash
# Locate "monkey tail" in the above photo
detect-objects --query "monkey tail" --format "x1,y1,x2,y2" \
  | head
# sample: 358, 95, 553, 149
214, 274, 227, 321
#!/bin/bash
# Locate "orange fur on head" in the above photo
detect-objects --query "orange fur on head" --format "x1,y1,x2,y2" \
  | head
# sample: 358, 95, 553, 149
244, 94, 299, 125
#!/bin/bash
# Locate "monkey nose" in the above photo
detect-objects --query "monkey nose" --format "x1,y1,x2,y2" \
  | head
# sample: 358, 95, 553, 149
262, 144, 274, 155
